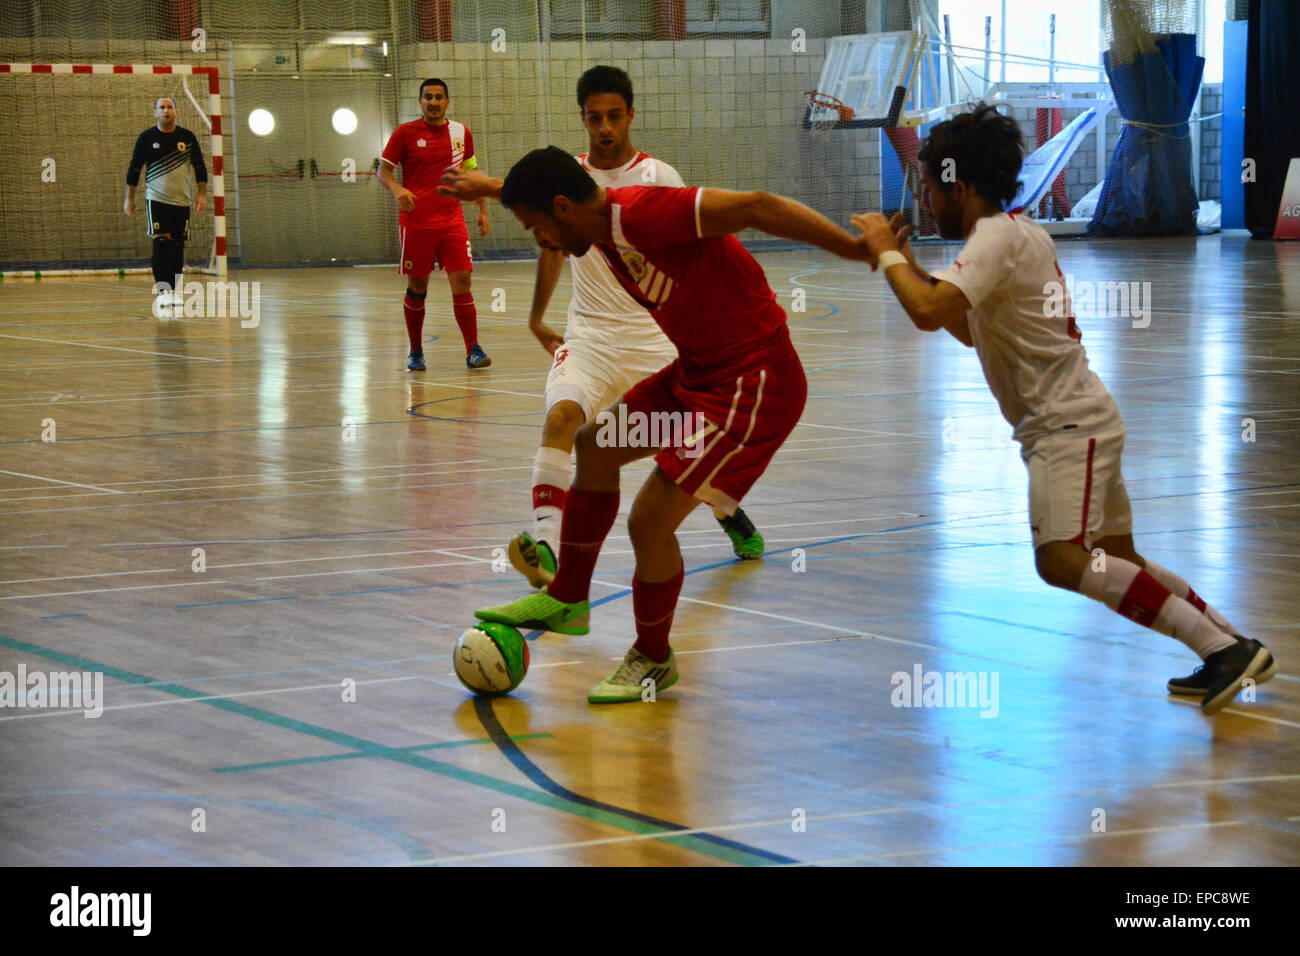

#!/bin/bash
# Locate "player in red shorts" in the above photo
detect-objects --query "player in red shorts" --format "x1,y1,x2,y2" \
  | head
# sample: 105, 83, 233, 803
443, 147, 868, 702
378, 78, 491, 370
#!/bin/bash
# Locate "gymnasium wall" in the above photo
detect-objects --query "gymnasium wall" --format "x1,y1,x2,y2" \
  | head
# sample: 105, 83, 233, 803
396, 36, 877, 260
0, 0, 1220, 268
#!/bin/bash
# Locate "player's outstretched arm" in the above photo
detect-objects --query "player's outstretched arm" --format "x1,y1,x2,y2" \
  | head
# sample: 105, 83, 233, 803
852, 212, 972, 346
438, 168, 503, 202
528, 248, 567, 355
697, 189, 865, 262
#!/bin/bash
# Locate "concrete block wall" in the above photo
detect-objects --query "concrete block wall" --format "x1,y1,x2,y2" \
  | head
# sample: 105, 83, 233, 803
1200, 82, 1222, 201
402, 36, 879, 256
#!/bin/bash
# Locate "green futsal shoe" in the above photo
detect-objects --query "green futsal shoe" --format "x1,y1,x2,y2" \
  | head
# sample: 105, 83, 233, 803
718, 507, 764, 560
508, 532, 557, 589
588, 647, 679, 704
475, 586, 589, 636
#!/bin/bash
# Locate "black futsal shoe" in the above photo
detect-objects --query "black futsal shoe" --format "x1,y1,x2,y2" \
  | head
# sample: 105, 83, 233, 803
1167, 647, 1277, 696
1194, 638, 1273, 715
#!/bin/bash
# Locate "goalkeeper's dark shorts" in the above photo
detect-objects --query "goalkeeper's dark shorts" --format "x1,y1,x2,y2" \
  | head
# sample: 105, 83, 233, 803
146, 199, 191, 241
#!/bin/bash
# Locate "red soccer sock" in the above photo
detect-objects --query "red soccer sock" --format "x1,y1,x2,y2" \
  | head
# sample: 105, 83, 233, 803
403, 292, 425, 352
547, 488, 619, 605
632, 568, 684, 664
452, 292, 478, 352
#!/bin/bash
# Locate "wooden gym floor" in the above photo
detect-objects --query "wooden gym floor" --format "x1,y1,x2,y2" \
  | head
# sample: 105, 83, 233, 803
1, 236, 1298, 866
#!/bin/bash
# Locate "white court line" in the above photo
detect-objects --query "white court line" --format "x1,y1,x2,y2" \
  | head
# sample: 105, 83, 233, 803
588, 580, 1300, 729
1, 547, 491, 585
0, 463, 535, 502
0, 333, 222, 362
409, 807, 906, 865
408, 772, 1300, 865
788, 821, 1250, 866
0, 676, 417, 721
1, 553, 491, 597
251, 559, 476, 583
0, 469, 123, 495
0, 579, 228, 601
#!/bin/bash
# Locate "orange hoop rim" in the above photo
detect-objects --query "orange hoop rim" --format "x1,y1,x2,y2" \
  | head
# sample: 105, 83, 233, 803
804, 91, 854, 122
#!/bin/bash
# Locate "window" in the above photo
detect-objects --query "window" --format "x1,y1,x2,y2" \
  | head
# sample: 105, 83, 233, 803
937, 1, 1104, 85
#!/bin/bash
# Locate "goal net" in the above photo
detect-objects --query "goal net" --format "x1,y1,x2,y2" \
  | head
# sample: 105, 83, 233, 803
0, 63, 226, 276
0, 0, 909, 271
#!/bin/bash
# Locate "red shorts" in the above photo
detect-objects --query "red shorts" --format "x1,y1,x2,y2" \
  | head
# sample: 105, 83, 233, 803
620, 333, 806, 515
399, 222, 473, 276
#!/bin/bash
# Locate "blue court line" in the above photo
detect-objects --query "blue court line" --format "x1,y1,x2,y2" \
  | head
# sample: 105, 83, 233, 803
408, 398, 538, 428
789, 302, 840, 322
176, 596, 297, 609
213, 733, 555, 773
472, 697, 800, 865
0, 633, 785, 866
39, 613, 87, 620
168, 513, 1300, 616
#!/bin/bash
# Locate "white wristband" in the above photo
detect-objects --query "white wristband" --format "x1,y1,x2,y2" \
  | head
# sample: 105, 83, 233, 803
878, 250, 908, 270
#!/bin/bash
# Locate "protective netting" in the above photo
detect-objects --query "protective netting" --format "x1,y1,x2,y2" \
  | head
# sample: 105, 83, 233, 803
0, 68, 222, 272
0, 0, 879, 269
1088, 0, 1203, 236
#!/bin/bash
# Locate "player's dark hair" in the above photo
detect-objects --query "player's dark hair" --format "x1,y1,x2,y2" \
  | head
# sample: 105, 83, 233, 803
501, 146, 598, 213
419, 77, 448, 98
918, 103, 1024, 206
576, 65, 633, 111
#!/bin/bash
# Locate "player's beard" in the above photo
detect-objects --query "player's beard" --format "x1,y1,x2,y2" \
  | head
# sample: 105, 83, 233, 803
936, 207, 964, 240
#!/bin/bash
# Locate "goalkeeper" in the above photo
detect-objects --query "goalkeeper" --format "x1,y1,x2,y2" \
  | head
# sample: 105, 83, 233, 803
124, 96, 208, 308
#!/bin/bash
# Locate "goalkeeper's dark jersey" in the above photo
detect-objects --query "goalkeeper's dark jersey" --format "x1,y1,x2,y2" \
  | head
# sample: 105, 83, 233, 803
126, 126, 208, 207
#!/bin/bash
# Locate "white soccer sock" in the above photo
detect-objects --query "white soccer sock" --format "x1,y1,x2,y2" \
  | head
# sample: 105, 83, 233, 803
1076, 555, 1237, 658
1140, 559, 1244, 638
531, 445, 573, 548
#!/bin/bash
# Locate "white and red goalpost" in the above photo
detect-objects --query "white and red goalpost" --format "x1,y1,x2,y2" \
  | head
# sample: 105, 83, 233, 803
0, 62, 226, 278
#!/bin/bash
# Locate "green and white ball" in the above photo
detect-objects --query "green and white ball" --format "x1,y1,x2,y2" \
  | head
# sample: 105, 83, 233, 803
454, 623, 529, 696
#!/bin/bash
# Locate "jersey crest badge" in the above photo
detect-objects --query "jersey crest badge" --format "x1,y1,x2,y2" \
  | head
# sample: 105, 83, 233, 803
452, 138, 464, 152
177, 141, 186, 152
622, 251, 648, 282
417, 138, 426, 147
152, 142, 159, 148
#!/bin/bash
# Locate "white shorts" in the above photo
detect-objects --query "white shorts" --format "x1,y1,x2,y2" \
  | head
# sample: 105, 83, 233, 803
544, 339, 676, 421
1025, 428, 1133, 550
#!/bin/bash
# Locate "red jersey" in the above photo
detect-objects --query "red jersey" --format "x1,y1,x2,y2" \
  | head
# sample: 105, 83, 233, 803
596, 186, 789, 379
381, 118, 476, 229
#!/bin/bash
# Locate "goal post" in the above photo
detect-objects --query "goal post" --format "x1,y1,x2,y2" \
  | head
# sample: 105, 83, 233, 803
0, 62, 226, 278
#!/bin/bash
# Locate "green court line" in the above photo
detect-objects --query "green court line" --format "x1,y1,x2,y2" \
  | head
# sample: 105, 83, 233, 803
214, 734, 554, 773
1, 634, 773, 865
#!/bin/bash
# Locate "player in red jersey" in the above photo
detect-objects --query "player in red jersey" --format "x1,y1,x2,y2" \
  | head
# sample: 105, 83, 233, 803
442, 147, 868, 702
853, 104, 1275, 715
378, 78, 491, 370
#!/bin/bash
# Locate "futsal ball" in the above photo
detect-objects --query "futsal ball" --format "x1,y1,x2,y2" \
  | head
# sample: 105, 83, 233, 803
454, 622, 529, 696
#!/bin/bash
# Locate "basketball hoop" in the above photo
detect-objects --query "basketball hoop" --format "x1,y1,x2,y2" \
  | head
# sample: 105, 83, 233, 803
804, 91, 855, 124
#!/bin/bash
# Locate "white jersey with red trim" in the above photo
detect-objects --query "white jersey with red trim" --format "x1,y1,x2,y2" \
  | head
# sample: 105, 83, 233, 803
563, 151, 683, 356
931, 212, 1122, 449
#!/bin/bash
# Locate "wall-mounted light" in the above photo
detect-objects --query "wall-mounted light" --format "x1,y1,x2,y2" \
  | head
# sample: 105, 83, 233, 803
248, 108, 275, 136
332, 108, 358, 135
